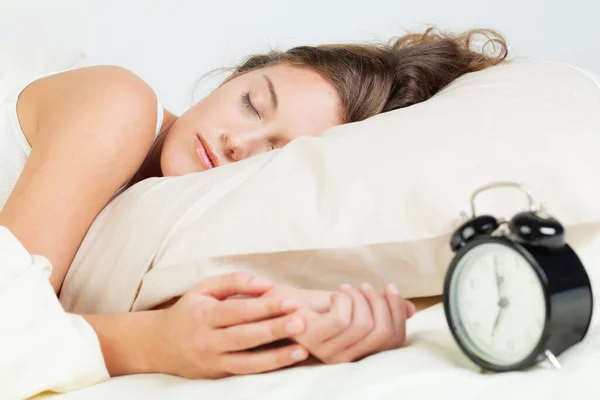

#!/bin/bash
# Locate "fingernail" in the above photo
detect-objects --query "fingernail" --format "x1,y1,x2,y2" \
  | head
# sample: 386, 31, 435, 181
281, 298, 298, 311
250, 278, 271, 289
291, 348, 308, 361
286, 317, 304, 334
386, 283, 399, 295
340, 283, 352, 290
360, 283, 373, 291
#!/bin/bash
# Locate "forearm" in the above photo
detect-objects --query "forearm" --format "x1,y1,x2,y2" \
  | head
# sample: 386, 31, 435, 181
83, 311, 161, 376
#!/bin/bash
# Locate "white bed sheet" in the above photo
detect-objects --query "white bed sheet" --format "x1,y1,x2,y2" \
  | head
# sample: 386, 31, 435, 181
41, 302, 600, 400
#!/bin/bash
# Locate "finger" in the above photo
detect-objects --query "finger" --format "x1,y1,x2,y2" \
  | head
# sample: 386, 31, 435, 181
195, 272, 273, 300
293, 291, 352, 348
333, 283, 394, 361
209, 297, 300, 328
219, 313, 306, 351
380, 284, 415, 319
385, 284, 406, 330
383, 284, 408, 349
361, 283, 394, 345
221, 343, 310, 375
309, 285, 373, 363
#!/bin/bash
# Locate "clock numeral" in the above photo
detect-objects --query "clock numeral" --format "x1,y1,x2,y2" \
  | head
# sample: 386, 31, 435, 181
481, 261, 489, 272
495, 254, 504, 266
514, 256, 522, 269
469, 278, 479, 290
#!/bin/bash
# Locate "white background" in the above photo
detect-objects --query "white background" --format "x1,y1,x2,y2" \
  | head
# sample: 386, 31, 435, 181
0, 0, 598, 113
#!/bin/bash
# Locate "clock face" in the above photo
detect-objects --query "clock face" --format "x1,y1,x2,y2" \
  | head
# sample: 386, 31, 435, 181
448, 242, 547, 367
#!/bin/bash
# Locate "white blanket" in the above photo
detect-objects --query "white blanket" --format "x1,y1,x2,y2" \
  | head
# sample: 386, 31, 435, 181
0, 228, 109, 400
43, 301, 600, 400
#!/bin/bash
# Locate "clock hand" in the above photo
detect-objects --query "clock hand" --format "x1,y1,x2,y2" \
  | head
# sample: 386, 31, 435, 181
493, 255, 504, 298
492, 308, 502, 337
492, 297, 509, 337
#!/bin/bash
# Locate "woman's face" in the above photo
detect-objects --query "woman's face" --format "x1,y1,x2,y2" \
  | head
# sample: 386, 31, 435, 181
161, 64, 343, 176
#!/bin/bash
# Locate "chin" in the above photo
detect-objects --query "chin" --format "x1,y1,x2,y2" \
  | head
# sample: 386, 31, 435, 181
160, 155, 201, 177
160, 134, 204, 177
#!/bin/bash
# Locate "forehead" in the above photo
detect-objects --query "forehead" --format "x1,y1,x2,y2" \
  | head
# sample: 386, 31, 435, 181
249, 64, 343, 137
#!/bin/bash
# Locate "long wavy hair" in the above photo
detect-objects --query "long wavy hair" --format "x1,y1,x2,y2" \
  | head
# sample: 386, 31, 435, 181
226, 27, 508, 123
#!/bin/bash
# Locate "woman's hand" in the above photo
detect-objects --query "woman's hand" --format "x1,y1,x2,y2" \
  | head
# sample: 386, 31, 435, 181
265, 283, 415, 364
148, 272, 310, 379
261, 285, 334, 313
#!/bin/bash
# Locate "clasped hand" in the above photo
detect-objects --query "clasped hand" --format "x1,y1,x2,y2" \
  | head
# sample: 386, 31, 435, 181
150, 272, 415, 379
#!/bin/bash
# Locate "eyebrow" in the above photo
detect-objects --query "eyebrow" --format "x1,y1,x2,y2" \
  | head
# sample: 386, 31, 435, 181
263, 74, 278, 112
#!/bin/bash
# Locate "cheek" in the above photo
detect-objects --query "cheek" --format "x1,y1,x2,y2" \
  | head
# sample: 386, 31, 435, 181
184, 97, 237, 134
159, 120, 199, 176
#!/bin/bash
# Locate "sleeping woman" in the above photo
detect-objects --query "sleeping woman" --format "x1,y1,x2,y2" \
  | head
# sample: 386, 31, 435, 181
0, 28, 507, 379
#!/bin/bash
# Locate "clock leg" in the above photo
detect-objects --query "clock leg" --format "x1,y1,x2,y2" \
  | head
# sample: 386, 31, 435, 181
544, 350, 562, 370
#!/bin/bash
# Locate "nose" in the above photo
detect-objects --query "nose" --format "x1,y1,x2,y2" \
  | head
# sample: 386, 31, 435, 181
222, 133, 247, 162
221, 130, 270, 163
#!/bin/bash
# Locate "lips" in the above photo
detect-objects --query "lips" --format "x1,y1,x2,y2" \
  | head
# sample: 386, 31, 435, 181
195, 134, 220, 170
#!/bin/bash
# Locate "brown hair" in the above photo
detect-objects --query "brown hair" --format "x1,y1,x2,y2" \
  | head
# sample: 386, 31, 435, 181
229, 27, 508, 123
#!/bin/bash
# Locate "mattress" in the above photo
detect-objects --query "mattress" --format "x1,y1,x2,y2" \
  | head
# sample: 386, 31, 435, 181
40, 299, 600, 400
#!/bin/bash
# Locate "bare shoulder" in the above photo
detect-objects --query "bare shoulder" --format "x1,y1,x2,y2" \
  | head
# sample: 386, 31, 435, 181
22, 64, 156, 106
18, 65, 159, 148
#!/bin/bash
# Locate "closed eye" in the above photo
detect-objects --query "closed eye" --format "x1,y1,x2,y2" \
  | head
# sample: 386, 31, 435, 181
241, 91, 260, 119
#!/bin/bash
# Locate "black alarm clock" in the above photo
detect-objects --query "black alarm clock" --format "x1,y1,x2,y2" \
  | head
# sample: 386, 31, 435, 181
443, 181, 594, 372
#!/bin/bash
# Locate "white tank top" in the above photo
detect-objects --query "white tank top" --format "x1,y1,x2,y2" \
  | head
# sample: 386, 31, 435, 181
0, 69, 164, 210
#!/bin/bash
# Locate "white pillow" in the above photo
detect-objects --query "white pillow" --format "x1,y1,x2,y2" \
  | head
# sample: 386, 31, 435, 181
59, 59, 600, 314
